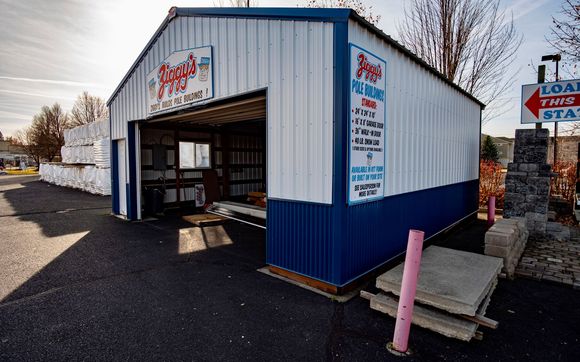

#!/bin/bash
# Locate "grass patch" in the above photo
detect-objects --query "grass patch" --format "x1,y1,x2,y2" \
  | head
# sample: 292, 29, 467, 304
4, 168, 39, 175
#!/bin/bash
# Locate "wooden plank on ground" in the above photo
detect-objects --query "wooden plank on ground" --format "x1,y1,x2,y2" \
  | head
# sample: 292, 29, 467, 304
182, 213, 227, 226
460, 314, 499, 329
360, 290, 375, 301
269, 266, 338, 295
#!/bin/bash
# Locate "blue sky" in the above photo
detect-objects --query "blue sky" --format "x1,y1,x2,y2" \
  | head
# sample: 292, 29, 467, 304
0, 0, 571, 138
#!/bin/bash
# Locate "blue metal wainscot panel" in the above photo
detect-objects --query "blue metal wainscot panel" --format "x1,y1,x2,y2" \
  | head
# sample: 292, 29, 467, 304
267, 200, 335, 284
339, 179, 479, 286
267, 180, 479, 287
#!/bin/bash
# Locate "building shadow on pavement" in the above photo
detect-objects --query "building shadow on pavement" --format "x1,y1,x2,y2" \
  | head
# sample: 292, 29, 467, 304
0, 177, 266, 305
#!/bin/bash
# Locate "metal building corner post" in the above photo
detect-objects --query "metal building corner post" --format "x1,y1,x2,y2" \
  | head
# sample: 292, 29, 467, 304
390, 229, 425, 354
111, 140, 120, 215
330, 19, 349, 285
175, 128, 181, 204
127, 121, 139, 220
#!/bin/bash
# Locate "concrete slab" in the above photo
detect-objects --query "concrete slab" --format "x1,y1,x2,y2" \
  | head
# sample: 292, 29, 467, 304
475, 278, 497, 317
369, 292, 479, 341
376, 246, 503, 316
365, 278, 498, 342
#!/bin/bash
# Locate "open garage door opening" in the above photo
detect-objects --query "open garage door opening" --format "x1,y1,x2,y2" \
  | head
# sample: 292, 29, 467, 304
139, 91, 267, 228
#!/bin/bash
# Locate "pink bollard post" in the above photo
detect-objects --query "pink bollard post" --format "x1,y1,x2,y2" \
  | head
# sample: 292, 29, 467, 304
391, 229, 425, 354
487, 196, 496, 227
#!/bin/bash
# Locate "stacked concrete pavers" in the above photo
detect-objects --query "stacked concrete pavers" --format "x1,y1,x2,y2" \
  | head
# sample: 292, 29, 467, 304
504, 129, 552, 237
484, 218, 529, 278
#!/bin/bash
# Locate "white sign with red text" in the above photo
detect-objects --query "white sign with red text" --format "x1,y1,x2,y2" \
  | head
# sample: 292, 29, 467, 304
348, 43, 386, 205
521, 79, 580, 124
146, 46, 213, 116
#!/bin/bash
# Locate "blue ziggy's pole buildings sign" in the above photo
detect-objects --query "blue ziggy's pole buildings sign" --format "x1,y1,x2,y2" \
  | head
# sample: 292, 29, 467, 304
522, 79, 580, 124
348, 44, 387, 204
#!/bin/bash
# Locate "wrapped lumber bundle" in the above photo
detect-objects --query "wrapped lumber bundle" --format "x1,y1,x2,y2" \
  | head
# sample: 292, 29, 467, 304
63, 120, 109, 146
93, 138, 111, 168
39, 163, 111, 196
45, 120, 111, 195
60, 145, 95, 164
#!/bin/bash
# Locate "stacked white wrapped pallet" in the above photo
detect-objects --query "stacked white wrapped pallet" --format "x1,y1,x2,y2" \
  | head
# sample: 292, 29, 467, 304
63, 120, 109, 146
60, 120, 110, 164
40, 120, 111, 196
39, 164, 111, 195
93, 138, 111, 168
60, 145, 95, 164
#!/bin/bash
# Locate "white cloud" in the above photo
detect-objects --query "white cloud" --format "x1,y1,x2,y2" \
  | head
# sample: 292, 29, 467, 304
0, 89, 76, 101
0, 76, 106, 89
504, 0, 551, 22
0, 110, 31, 121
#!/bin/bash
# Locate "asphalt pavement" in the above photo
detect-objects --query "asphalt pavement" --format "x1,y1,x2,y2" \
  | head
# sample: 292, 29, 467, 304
0, 175, 579, 361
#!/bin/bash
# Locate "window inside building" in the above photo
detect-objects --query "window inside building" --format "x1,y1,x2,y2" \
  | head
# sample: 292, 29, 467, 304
179, 141, 211, 169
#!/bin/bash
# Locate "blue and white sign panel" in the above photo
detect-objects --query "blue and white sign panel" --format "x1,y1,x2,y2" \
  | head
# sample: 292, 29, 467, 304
348, 44, 386, 205
521, 79, 580, 124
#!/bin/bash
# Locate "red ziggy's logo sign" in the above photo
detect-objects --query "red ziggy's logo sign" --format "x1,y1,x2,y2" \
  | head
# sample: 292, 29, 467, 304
356, 53, 382, 83
157, 52, 197, 101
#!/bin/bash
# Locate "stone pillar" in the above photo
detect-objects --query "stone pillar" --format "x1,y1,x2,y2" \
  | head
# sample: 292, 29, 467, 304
504, 129, 552, 236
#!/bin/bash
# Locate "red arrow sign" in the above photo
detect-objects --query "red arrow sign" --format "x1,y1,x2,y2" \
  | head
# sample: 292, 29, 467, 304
524, 89, 580, 118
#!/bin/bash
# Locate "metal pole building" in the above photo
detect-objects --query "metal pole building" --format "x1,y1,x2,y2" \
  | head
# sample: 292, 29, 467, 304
107, 8, 484, 293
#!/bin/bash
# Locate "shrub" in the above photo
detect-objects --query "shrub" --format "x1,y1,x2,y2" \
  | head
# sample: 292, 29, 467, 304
551, 160, 577, 205
479, 160, 505, 208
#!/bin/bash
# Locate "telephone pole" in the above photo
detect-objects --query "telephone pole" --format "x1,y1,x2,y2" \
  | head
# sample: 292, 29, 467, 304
541, 54, 561, 165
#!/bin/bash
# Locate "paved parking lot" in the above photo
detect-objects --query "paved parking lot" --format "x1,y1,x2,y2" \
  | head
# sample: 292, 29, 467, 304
1, 175, 579, 361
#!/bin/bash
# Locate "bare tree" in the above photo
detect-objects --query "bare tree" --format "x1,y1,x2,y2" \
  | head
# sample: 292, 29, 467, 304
306, 0, 381, 26
527, 58, 578, 82
547, 0, 580, 63
398, 0, 522, 123
17, 103, 71, 163
14, 128, 42, 166
70, 91, 108, 127
540, 1, 580, 136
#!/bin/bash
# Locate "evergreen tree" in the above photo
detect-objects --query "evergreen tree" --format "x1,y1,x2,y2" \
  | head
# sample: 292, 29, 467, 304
481, 135, 500, 162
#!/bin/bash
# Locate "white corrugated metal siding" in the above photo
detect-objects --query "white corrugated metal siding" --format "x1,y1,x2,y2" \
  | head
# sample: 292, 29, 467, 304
348, 20, 480, 197
109, 16, 334, 204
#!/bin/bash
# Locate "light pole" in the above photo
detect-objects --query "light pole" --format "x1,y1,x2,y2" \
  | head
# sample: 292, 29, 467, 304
541, 54, 561, 166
